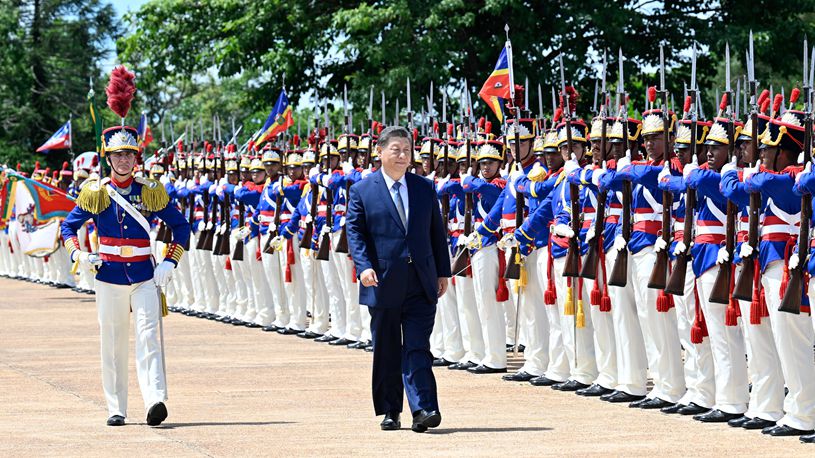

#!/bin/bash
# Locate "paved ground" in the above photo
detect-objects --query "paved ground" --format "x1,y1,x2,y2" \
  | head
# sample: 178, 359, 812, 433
0, 277, 812, 457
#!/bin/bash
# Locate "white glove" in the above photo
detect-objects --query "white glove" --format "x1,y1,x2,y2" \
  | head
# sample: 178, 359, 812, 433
739, 243, 754, 259
585, 224, 596, 243
716, 246, 730, 265
654, 236, 668, 253
743, 159, 761, 181
799, 151, 806, 165
553, 223, 575, 238
321, 224, 332, 234
436, 175, 449, 192
796, 161, 812, 184
197, 220, 206, 232
342, 160, 354, 174
205, 221, 214, 230
270, 235, 285, 251
304, 213, 313, 224
208, 183, 217, 194
186, 180, 197, 191
339, 215, 346, 226
153, 260, 175, 288
563, 154, 580, 175
790, 252, 800, 270
616, 150, 632, 171
612, 235, 627, 253
238, 226, 251, 239
467, 233, 483, 250
72, 251, 102, 269
658, 164, 671, 182
673, 240, 687, 256
683, 155, 698, 179
308, 166, 320, 180
721, 156, 738, 176
215, 184, 225, 199
361, 168, 373, 179
267, 221, 277, 232
591, 161, 607, 187
199, 175, 210, 186
159, 174, 171, 185
498, 233, 518, 249
509, 164, 524, 182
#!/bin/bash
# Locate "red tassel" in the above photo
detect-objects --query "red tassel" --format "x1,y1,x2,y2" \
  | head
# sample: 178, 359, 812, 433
285, 264, 292, 282
749, 259, 762, 324
256, 239, 262, 261
496, 248, 509, 302
351, 265, 357, 283
760, 287, 769, 317
590, 280, 601, 306
725, 263, 739, 326
44, 255, 49, 263
544, 238, 557, 305
286, 238, 295, 264
690, 282, 707, 344
656, 291, 671, 312
225, 257, 232, 270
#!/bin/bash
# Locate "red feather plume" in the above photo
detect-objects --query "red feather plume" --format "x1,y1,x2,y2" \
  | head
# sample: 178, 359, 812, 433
772, 93, 784, 114
647, 86, 657, 103
376, 124, 383, 135
553, 107, 563, 123
477, 117, 485, 130
484, 121, 492, 134
790, 87, 801, 104
757, 89, 770, 106
683, 96, 692, 114
446, 123, 454, 136
16, 162, 20, 171
719, 93, 728, 111
413, 128, 419, 141
105, 65, 136, 119
62, 161, 69, 170
760, 98, 770, 114
433, 120, 439, 134
292, 135, 300, 146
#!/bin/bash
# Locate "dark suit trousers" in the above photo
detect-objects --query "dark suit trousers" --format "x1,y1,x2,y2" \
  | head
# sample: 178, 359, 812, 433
369, 264, 439, 416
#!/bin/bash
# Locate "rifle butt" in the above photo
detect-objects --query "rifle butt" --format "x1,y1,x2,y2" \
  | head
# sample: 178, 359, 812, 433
451, 247, 470, 277
732, 258, 756, 301
504, 246, 521, 280
580, 245, 599, 280
708, 262, 732, 304
778, 269, 803, 314
315, 233, 331, 261
647, 251, 669, 290
562, 245, 580, 278
231, 239, 244, 261
299, 226, 314, 250
262, 232, 275, 254
664, 255, 689, 296
334, 226, 349, 253
608, 250, 628, 287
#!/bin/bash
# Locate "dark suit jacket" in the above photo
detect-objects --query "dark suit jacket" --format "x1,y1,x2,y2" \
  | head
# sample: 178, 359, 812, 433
346, 169, 451, 307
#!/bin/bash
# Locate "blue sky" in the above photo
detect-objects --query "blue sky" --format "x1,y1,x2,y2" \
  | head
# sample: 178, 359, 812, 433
101, 0, 151, 71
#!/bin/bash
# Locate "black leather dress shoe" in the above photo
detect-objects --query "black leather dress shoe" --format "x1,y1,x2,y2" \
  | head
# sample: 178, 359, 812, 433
502, 371, 537, 382
694, 409, 743, 423
347, 340, 367, 349
603, 391, 645, 403
552, 380, 589, 391
244, 322, 261, 328
727, 416, 751, 427
628, 397, 650, 408
529, 376, 561, 387
741, 417, 776, 430
677, 403, 709, 415
314, 334, 338, 343
763, 424, 814, 436
106, 415, 125, 426
364, 344, 374, 352
380, 412, 400, 431
262, 325, 279, 332
411, 409, 442, 433
467, 364, 507, 374
230, 318, 245, 326
639, 398, 674, 410
297, 331, 322, 339
660, 403, 685, 414
432, 358, 455, 367
329, 338, 354, 346
146, 402, 168, 426
506, 344, 525, 352
448, 361, 476, 371
800, 432, 815, 443
576, 384, 614, 397
278, 327, 302, 335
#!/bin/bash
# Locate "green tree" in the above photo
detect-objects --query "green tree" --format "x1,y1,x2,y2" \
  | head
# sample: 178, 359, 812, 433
0, 0, 119, 172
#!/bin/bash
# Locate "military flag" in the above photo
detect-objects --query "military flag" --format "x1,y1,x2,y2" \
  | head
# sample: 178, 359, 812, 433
253, 89, 294, 145
35, 120, 72, 153
479, 46, 511, 122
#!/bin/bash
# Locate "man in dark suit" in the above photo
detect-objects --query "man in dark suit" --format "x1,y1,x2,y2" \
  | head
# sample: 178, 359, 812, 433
346, 126, 452, 433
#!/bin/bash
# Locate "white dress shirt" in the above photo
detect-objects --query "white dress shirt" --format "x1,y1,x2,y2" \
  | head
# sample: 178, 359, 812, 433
382, 171, 409, 225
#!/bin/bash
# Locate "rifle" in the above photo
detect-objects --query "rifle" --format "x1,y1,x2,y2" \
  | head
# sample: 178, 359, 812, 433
300, 118, 321, 250
665, 44, 699, 295
779, 38, 814, 314
710, 44, 738, 303
335, 84, 352, 254
609, 48, 630, 287
581, 50, 608, 280
560, 55, 581, 278
733, 33, 761, 301
450, 123, 474, 276
156, 116, 172, 244
316, 102, 333, 261
648, 45, 673, 289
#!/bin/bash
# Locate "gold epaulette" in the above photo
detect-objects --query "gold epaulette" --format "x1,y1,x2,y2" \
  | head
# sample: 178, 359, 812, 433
555, 170, 568, 186
76, 178, 110, 214
136, 176, 170, 212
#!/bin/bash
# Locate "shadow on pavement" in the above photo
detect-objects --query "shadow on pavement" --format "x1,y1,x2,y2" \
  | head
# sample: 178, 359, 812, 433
155, 421, 296, 429
428, 426, 552, 434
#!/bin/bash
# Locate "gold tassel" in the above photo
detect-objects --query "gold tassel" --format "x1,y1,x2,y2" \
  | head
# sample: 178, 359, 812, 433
70, 259, 79, 275
139, 178, 170, 212
161, 244, 169, 259
76, 180, 110, 214
564, 286, 575, 315
518, 259, 528, 289
89, 229, 98, 252
576, 299, 586, 328
160, 291, 169, 317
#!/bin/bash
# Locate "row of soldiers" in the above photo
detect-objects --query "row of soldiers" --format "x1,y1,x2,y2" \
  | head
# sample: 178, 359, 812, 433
4, 53, 815, 444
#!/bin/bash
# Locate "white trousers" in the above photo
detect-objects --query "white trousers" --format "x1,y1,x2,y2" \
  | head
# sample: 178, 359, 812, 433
764, 262, 815, 431
302, 248, 329, 334
471, 245, 507, 369
318, 235, 347, 337
696, 267, 749, 414
262, 233, 289, 328
280, 236, 307, 331
737, 263, 784, 421
0, 231, 9, 275
435, 268, 465, 362
553, 255, 597, 385
454, 273, 484, 364
228, 236, 251, 318
516, 248, 549, 376
586, 266, 617, 390
95, 279, 167, 418
537, 248, 570, 382
630, 246, 685, 402
672, 261, 715, 408
246, 237, 275, 326
331, 232, 363, 341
